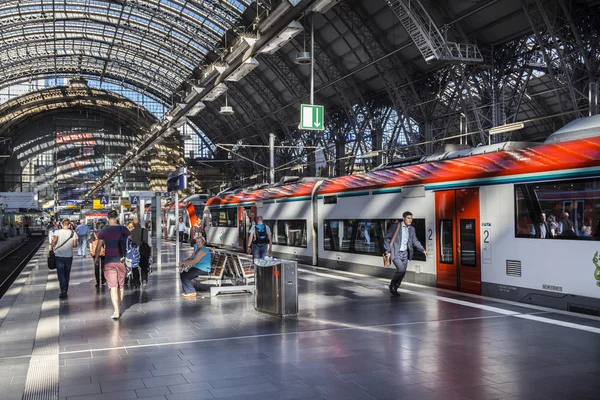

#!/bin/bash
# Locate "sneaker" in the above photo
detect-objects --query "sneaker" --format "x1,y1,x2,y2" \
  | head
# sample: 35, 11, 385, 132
142, 281, 147, 290
59, 292, 68, 299
389, 283, 400, 296
111, 311, 120, 319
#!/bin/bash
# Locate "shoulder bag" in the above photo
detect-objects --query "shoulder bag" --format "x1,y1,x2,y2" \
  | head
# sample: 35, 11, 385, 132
48, 231, 74, 270
383, 223, 401, 268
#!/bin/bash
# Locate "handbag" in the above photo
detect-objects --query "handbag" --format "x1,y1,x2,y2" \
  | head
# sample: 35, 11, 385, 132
383, 222, 401, 268
48, 231, 74, 270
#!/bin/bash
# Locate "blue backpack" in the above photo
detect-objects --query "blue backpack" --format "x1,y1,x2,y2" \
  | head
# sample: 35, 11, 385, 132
254, 223, 268, 244
125, 237, 140, 268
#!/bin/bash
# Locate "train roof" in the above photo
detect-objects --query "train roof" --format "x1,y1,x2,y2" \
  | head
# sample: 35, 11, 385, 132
319, 134, 600, 195
207, 178, 323, 207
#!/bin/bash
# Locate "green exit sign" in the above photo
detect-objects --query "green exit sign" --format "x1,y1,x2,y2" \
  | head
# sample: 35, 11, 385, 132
299, 104, 324, 131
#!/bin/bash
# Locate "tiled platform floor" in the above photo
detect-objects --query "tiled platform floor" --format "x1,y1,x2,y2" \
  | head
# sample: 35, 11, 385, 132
0, 241, 599, 400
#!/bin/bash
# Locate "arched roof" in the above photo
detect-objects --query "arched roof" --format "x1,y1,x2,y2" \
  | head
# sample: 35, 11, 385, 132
0, 78, 157, 137
0, 0, 251, 103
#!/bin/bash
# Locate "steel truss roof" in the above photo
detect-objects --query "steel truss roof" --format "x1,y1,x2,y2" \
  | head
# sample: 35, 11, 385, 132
0, 0, 250, 102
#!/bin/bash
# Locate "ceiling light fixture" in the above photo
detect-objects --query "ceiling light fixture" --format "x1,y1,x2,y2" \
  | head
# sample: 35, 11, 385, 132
225, 57, 259, 82
219, 93, 234, 116
203, 83, 228, 102
259, 20, 303, 54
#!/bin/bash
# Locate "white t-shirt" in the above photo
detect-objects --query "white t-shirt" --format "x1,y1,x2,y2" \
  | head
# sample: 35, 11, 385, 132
52, 229, 79, 258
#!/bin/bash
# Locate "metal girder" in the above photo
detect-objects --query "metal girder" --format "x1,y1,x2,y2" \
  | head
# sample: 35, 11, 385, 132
521, 0, 588, 122
335, 1, 425, 159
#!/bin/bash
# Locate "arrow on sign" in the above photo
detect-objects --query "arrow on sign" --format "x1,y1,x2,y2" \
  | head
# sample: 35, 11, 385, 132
314, 112, 322, 128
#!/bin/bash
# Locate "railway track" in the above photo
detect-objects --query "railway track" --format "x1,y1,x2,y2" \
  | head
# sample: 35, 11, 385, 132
0, 236, 45, 299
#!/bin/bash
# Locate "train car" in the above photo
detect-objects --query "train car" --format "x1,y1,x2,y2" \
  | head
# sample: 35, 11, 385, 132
161, 194, 207, 240
205, 115, 600, 313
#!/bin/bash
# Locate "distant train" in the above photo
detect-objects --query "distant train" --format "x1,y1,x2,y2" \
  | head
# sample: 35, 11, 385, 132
161, 194, 208, 240
206, 115, 600, 314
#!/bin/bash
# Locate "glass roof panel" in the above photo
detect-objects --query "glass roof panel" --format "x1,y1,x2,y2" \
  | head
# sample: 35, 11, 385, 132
0, 0, 250, 106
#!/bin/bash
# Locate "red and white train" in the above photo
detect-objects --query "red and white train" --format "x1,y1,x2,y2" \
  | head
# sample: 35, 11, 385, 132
205, 115, 600, 314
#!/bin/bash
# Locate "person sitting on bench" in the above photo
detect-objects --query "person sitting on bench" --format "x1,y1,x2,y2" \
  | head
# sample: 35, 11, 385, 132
179, 235, 211, 297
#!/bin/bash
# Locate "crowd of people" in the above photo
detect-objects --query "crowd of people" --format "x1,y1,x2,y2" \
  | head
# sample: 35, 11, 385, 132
47, 211, 211, 319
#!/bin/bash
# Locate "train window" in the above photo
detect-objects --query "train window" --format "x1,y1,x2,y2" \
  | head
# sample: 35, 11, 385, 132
439, 219, 453, 264
324, 219, 385, 256
276, 220, 307, 248
515, 178, 600, 240
460, 219, 476, 267
210, 208, 237, 228
324, 195, 337, 204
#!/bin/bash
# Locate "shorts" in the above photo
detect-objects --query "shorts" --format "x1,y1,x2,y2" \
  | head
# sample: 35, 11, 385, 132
104, 261, 126, 288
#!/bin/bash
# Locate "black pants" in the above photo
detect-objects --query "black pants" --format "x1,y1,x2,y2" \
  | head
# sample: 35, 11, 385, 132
95, 257, 105, 285
132, 256, 150, 285
179, 231, 184, 243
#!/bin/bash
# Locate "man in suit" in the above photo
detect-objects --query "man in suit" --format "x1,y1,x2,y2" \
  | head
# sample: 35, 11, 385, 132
530, 212, 554, 239
384, 211, 428, 296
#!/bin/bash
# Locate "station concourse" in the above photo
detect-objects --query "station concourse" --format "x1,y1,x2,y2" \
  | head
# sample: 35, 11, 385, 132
0, 0, 600, 399
0, 241, 597, 400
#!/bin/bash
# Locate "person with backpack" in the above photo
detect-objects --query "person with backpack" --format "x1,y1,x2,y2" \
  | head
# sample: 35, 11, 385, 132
95, 210, 130, 320
246, 215, 272, 262
130, 218, 152, 290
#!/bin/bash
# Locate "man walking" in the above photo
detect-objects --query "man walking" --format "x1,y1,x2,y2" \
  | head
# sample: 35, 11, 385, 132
95, 210, 130, 319
75, 219, 91, 256
130, 218, 152, 290
247, 216, 272, 262
51, 218, 78, 299
383, 211, 427, 296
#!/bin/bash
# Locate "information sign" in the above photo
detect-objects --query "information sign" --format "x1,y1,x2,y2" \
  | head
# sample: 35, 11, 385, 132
299, 104, 324, 131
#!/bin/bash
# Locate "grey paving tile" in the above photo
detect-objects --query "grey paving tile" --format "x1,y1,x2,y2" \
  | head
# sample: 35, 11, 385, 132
166, 391, 215, 400
208, 382, 278, 398
135, 386, 172, 398
143, 374, 188, 388
168, 382, 212, 393
90, 370, 153, 383
66, 390, 138, 400
59, 382, 101, 397
151, 366, 192, 377
100, 378, 146, 393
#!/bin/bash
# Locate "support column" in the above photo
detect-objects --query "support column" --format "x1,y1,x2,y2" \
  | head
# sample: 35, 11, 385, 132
269, 133, 275, 184
155, 195, 162, 269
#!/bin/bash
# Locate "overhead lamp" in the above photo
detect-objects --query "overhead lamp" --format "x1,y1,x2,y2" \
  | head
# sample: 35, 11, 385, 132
225, 35, 258, 64
290, 164, 304, 171
225, 57, 259, 82
184, 85, 204, 102
164, 115, 174, 122
249, 174, 258, 179
311, 0, 342, 13
259, 20, 303, 54
489, 122, 525, 135
203, 83, 228, 102
186, 101, 206, 117
295, 51, 312, 65
201, 62, 228, 85
258, 0, 298, 33
219, 93, 234, 116
172, 118, 186, 129
176, 103, 187, 110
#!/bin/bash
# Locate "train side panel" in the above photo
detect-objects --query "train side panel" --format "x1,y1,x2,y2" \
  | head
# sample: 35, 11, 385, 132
479, 184, 600, 310
317, 191, 436, 285
259, 199, 313, 264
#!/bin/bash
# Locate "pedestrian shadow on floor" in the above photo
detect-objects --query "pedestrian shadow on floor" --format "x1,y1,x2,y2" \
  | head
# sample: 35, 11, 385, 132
120, 289, 152, 315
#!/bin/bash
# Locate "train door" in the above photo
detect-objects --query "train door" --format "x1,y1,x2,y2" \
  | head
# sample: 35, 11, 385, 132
239, 206, 256, 250
435, 188, 481, 295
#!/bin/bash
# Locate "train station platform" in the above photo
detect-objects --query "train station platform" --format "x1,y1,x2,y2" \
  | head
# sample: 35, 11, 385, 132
1, 242, 600, 400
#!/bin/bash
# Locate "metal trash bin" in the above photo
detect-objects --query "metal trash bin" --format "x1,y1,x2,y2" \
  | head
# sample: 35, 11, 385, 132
254, 258, 298, 316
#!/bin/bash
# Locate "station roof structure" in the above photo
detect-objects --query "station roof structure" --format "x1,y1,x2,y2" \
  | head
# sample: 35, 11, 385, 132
0, 0, 599, 192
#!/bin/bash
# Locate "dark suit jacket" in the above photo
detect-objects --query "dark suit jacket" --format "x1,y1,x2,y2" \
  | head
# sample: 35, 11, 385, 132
384, 222, 425, 260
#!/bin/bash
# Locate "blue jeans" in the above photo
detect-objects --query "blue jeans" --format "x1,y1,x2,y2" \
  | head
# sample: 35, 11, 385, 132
78, 236, 88, 256
180, 268, 209, 294
56, 256, 73, 293
252, 243, 268, 261
391, 251, 409, 286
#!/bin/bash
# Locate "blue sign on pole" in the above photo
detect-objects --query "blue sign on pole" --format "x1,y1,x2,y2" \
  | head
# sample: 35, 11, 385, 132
99, 195, 110, 205
166, 167, 188, 192
130, 196, 139, 206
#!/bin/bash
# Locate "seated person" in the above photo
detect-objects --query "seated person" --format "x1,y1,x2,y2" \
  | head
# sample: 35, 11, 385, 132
179, 235, 211, 297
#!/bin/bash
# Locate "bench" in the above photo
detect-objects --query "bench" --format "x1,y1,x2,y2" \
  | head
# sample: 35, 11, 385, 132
192, 250, 254, 296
